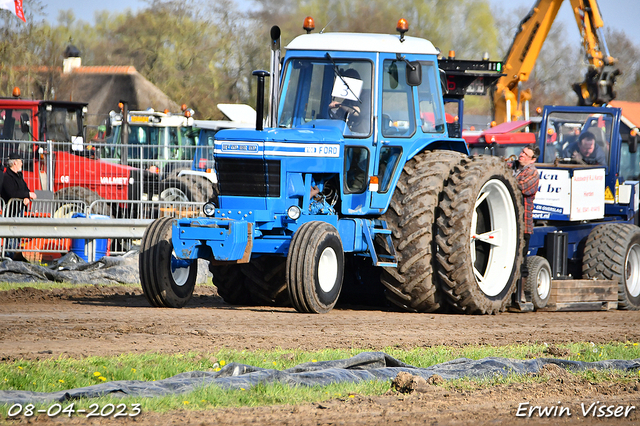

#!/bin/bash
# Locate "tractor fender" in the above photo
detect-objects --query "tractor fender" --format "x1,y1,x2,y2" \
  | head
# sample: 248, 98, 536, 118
405, 137, 469, 162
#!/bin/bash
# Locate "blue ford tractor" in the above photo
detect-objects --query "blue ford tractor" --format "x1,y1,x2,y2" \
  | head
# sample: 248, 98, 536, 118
139, 19, 522, 314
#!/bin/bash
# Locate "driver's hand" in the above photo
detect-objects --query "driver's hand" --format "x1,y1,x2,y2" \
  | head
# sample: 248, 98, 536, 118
329, 101, 340, 109
571, 151, 583, 163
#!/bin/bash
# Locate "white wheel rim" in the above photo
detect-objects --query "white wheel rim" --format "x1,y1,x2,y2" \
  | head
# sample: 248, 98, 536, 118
318, 246, 338, 293
625, 244, 640, 297
470, 179, 518, 297
171, 251, 190, 287
536, 265, 552, 300
161, 187, 189, 203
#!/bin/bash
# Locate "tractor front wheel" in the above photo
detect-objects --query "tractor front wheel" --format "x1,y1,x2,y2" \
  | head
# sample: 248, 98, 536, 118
139, 217, 197, 308
286, 222, 344, 314
525, 256, 552, 309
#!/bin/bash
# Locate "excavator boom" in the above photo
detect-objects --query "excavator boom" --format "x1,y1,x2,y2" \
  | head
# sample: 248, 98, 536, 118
493, 0, 619, 124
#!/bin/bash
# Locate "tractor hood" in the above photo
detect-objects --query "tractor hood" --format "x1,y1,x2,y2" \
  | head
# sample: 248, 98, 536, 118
214, 125, 345, 145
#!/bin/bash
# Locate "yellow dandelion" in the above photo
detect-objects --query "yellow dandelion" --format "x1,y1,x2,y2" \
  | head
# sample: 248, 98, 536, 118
93, 372, 101, 377
59, 379, 64, 383
17, 366, 23, 370
241, 388, 246, 391
131, 368, 136, 373
183, 401, 189, 405
634, 343, 639, 346
272, 361, 277, 366
214, 367, 221, 372
220, 360, 226, 366
312, 359, 317, 363
99, 376, 107, 382
201, 400, 206, 403
349, 395, 355, 398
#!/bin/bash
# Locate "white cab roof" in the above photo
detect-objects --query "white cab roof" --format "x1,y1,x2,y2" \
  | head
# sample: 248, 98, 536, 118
193, 120, 254, 131
217, 103, 257, 124
286, 33, 438, 55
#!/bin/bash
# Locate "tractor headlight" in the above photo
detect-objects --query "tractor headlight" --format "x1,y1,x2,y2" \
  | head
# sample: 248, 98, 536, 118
287, 205, 301, 220
203, 202, 216, 217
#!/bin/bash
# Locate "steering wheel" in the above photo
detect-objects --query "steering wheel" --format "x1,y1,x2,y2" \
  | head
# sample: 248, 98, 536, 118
328, 105, 342, 120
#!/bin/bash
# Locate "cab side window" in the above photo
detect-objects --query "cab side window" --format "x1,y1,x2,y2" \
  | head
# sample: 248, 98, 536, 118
381, 60, 415, 138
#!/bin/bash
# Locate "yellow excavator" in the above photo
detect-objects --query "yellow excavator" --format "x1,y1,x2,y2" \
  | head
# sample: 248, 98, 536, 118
493, 0, 620, 124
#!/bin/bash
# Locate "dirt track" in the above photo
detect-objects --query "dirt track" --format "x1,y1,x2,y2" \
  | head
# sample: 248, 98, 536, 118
1, 284, 640, 425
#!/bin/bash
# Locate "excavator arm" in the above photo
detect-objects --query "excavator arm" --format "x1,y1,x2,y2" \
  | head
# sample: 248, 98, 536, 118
493, 0, 619, 124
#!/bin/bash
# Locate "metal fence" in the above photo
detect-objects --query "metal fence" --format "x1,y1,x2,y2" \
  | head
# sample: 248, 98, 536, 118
0, 139, 215, 205
0, 198, 203, 260
0, 138, 211, 261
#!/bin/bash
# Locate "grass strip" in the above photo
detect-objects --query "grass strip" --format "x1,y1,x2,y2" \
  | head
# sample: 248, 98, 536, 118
1, 343, 639, 417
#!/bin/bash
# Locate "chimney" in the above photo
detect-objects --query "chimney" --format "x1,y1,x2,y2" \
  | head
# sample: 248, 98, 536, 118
63, 44, 81, 74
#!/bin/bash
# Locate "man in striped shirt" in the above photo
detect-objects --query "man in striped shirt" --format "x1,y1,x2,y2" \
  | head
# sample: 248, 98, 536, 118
513, 143, 540, 304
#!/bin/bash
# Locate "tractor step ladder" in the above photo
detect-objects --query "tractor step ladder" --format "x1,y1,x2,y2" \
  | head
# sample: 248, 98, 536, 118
363, 221, 397, 267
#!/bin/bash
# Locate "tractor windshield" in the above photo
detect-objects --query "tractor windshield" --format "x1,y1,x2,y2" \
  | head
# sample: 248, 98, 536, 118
542, 111, 614, 167
44, 106, 82, 142
278, 58, 372, 137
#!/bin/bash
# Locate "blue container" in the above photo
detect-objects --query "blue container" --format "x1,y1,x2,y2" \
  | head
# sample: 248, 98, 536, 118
70, 213, 110, 261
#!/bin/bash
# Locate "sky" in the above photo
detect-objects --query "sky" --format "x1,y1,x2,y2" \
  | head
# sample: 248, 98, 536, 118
32, 0, 640, 47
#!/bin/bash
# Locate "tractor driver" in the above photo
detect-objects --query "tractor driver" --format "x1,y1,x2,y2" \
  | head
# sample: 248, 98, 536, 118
564, 131, 607, 166
328, 69, 362, 127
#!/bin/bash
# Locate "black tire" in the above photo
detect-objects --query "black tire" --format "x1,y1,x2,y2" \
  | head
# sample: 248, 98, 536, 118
582, 223, 640, 310
525, 256, 552, 309
54, 186, 111, 217
208, 263, 252, 305
436, 155, 524, 314
209, 256, 288, 306
380, 150, 465, 312
239, 256, 289, 306
286, 221, 344, 314
181, 175, 218, 205
159, 176, 215, 204
139, 217, 197, 308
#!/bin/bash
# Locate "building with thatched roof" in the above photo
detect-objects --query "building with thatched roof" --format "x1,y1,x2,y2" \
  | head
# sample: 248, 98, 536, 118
56, 49, 180, 127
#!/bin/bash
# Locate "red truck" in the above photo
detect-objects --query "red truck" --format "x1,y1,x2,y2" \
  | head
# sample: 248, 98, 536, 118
0, 93, 166, 214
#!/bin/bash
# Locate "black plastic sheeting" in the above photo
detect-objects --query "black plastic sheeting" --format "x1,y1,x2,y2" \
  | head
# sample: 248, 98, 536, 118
0, 252, 211, 285
0, 252, 140, 285
1, 352, 639, 405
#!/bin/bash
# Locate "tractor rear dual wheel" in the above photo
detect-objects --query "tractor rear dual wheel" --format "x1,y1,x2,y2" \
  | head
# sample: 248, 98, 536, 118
582, 223, 640, 310
436, 155, 524, 314
380, 150, 465, 312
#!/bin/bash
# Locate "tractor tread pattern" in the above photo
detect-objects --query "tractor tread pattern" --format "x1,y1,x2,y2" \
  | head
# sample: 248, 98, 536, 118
435, 155, 523, 314
210, 256, 288, 306
380, 150, 465, 312
582, 223, 640, 310
139, 216, 196, 308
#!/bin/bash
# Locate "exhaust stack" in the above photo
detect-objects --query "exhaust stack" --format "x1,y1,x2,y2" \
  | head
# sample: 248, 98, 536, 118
268, 26, 281, 128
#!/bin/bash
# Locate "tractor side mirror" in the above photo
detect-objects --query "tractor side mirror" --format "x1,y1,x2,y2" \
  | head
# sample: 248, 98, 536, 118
20, 113, 30, 135
388, 62, 398, 89
630, 129, 638, 154
406, 61, 422, 86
